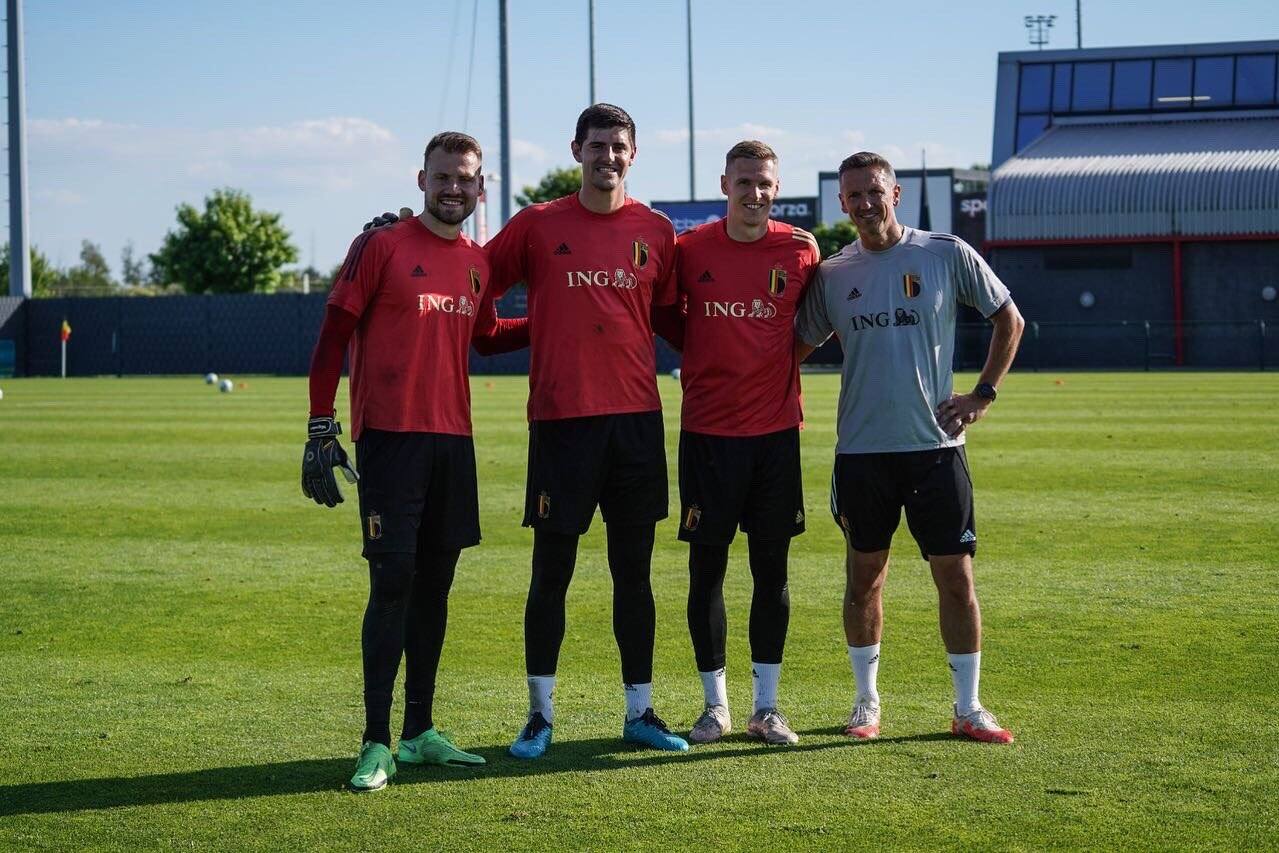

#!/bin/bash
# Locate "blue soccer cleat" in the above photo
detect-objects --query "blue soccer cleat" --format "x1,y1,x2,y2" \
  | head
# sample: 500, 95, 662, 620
509, 711, 553, 759
623, 708, 690, 752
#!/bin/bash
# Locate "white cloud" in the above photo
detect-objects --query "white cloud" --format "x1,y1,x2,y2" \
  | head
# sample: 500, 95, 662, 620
30, 116, 403, 193
510, 138, 549, 163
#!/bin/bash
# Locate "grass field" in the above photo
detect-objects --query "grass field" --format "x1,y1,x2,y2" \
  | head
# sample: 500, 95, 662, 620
1, 371, 1277, 851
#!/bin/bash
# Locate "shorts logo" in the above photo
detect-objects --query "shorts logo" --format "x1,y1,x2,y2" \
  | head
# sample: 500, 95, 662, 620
469, 265, 482, 296
903, 273, 921, 298
632, 239, 649, 268
537, 491, 551, 519
682, 504, 702, 531
366, 512, 383, 541
768, 266, 787, 297
838, 513, 850, 532
959, 529, 976, 544
795, 510, 805, 525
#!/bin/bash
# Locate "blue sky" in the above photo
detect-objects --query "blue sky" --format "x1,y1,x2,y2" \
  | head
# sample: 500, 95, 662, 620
19, 0, 1279, 274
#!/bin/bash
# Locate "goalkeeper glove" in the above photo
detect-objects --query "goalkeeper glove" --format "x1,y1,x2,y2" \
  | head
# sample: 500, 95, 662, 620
301, 415, 359, 507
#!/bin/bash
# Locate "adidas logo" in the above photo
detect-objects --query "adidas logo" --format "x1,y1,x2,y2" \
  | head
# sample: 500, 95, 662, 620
847, 287, 862, 300
697, 270, 715, 283
553, 242, 572, 255
959, 529, 976, 544
410, 265, 427, 277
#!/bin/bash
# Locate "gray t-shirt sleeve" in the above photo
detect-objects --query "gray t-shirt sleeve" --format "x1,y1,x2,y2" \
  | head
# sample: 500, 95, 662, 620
795, 266, 835, 347
954, 241, 1011, 318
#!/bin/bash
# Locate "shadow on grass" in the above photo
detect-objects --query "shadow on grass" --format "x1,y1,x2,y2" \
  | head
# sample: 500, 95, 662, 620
0, 730, 957, 815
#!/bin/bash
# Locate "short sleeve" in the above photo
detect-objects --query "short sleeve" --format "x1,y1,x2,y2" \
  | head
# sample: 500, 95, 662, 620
652, 216, 678, 307
794, 266, 835, 347
484, 207, 532, 301
955, 240, 1010, 318
327, 230, 390, 318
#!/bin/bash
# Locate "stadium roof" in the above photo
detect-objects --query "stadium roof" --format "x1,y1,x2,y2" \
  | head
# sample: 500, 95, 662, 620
987, 117, 1279, 241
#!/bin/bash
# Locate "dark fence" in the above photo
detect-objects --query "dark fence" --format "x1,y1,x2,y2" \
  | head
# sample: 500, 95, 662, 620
0, 294, 1271, 377
4, 292, 681, 377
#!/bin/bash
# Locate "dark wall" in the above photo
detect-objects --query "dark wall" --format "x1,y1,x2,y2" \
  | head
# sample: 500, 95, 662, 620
990, 241, 1278, 368
13, 291, 680, 377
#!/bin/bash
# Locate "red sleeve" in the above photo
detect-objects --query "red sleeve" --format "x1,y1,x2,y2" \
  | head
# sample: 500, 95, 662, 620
328, 228, 391, 318
652, 218, 678, 307
308, 304, 359, 417
482, 209, 530, 301
470, 288, 530, 355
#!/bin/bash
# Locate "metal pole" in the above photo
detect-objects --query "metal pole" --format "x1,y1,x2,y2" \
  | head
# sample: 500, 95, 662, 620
1259, 319, 1266, 371
498, 0, 512, 226
685, 0, 695, 200
588, 0, 596, 105
1076, 0, 1082, 48
7, 0, 32, 297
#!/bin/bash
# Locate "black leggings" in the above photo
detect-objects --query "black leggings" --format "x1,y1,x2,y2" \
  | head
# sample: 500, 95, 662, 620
525, 523, 656, 685
361, 548, 459, 746
687, 536, 790, 672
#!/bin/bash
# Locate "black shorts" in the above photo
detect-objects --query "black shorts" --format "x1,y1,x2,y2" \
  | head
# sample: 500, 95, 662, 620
678, 427, 805, 545
523, 410, 668, 535
355, 429, 481, 557
830, 446, 976, 560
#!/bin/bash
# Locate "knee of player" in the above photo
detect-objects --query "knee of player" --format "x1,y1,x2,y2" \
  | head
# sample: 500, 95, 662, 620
368, 553, 416, 603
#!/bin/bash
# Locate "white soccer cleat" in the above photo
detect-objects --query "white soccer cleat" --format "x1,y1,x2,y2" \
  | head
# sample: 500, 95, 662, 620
688, 704, 731, 744
952, 705, 1014, 744
844, 700, 880, 740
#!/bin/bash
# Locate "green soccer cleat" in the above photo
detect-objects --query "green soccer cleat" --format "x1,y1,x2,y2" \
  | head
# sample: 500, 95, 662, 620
349, 741, 396, 792
397, 727, 486, 767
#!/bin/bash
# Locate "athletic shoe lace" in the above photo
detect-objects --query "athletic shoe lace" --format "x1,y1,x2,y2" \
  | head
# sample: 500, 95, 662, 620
964, 707, 1000, 730
849, 702, 879, 727
759, 708, 790, 729
640, 709, 672, 733
521, 712, 550, 739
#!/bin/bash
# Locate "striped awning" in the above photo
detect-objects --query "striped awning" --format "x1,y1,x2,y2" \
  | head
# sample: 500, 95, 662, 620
988, 118, 1279, 240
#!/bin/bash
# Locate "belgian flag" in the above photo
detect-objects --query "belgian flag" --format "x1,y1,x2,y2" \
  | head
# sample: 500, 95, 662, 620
469, 265, 482, 296
903, 274, 921, 298
632, 240, 649, 268
768, 267, 787, 297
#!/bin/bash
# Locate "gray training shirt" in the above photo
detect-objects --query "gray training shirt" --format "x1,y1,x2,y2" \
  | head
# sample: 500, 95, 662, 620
795, 226, 1010, 455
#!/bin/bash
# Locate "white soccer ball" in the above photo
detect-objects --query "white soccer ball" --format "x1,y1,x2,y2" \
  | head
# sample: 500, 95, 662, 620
205, 372, 218, 384
218, 379, 234, 393
671, 368, 682, 380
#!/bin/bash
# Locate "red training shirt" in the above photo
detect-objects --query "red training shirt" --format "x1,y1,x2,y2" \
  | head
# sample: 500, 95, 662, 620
675, 218, 820, 436
484, 193, 677, 421
327, 217, 493, 439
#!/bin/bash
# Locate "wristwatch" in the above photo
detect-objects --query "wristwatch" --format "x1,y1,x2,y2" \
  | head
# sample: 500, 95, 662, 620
974, 382, 998, 402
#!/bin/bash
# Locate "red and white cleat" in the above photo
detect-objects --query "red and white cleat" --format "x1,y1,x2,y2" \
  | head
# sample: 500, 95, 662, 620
843, 700, 880, 739
951, 705, 1014, 744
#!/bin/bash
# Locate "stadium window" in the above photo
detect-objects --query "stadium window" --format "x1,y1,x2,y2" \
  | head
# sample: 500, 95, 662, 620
1112, 60, 1153, 110
1071, 62, 1111, 111
1154, 58, 1193, 109
1052, 63, 1073, 112
1016, 114, 1050, 152
1234, 54, 1277, 105
1018, 64, 1053, 112
1194, 56, 1234, 107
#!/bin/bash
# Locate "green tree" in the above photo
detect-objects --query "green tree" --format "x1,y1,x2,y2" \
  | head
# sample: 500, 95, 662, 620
516, 166, 581, 207
811, 220, 859, 259
120, 241, 147, 287
56, 240, 116, 295
0, 242, 62, 297
150, 188, 298, 294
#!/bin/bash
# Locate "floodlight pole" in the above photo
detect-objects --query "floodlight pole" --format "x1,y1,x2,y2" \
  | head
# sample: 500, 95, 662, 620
7, 0, 31, 297
1076, 0, 1082, 48
686, 0, 695, 201
588, 0, 596, 105
498, 0, 512, 226
1024, 14, 1056, 51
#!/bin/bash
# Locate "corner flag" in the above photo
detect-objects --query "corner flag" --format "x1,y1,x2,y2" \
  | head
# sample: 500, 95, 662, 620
60, 319, 71, 378
60, 319, 71, 342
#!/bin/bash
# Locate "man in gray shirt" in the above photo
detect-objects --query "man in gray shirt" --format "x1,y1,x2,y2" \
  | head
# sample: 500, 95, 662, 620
795, 151, 1024, 744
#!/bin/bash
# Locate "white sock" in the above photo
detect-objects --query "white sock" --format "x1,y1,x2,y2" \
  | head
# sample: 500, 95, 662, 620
527, 675, 556, 724
624, 682, 652, 721
848, 643, 881, 705
948, 651, 981, 715
699, 668, 728, 708
752, 662, 781, 712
